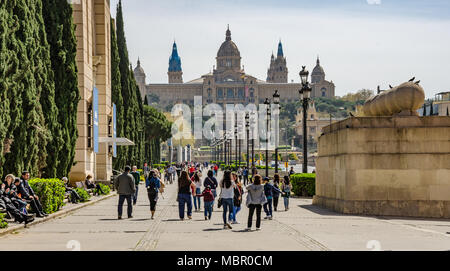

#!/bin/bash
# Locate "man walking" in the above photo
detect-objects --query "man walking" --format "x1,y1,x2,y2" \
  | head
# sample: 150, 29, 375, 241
131, 166, 140, 205
242, 167, 249, 186
114, 166, 136, 219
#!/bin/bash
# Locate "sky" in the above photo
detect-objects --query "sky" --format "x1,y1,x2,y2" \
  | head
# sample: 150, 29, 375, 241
110, 0, 450, 98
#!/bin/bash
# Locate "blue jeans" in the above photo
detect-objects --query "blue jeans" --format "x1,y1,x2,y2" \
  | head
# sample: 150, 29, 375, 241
118, 195, 133, 217
204, 201, 213, 219
178, 193, 192, 219
263, 197, 273, 217
222, 198, 233, 224
194, 188, 201, 210
133, 185, 139, 204
283, 197, 290, 209
211, 189, 217, 208
229, 205, 241, 222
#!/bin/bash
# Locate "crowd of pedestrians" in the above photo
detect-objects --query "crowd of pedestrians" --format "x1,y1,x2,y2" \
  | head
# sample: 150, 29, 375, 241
113, 161, 294, 232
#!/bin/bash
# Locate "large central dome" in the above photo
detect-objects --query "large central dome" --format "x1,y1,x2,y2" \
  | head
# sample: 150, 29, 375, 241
217, 26, 240, 57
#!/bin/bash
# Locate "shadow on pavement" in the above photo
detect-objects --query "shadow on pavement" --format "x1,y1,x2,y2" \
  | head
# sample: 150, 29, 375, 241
298, 204, 347, 216
130, 218, 151, 221
162, 219, 183, 222
203, 228, 223, 232
232, 229, 250, 233
98, 218, 121, 221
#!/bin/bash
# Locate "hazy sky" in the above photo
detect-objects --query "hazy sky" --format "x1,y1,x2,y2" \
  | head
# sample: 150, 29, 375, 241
110, 0, 450, 98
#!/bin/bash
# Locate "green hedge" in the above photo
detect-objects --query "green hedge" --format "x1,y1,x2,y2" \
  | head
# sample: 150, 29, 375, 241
255, 165, 274, 170
98, 183, 111, 195
290, 173, 316, 197
29, 178, 65, 214
74, 188, 91, 202
0, 213, 8, 229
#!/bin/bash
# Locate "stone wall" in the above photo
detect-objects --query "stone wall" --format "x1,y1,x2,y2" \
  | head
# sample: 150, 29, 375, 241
69, 0, 112, 183
313, 116, 450, 218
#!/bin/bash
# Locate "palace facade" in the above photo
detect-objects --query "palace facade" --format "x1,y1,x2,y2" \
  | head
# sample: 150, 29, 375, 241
134, 26, 336, 107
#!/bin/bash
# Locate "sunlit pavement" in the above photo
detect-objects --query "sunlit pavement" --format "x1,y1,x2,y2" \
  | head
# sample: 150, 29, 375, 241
0, 171, 449, 251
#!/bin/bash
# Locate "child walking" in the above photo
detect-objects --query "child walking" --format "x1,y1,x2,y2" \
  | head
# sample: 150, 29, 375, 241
197, 185, 215, 220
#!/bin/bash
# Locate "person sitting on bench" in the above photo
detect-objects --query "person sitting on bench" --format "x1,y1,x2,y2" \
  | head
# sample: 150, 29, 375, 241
18, 171, 48, 218
85, 175, 104, 196
0, 174, 34, 224
62, 177, 81, 203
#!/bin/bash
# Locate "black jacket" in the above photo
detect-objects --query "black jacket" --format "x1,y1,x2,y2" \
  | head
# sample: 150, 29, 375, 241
203, 177, 218, 190
1, 182, 19, 199
18, 178, 34, 199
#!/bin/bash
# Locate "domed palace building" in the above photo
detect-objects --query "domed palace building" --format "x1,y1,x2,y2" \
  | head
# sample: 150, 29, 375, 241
134, 26, 335, 108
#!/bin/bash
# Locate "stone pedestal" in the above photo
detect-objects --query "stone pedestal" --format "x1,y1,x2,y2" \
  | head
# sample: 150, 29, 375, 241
313, 116, 450, 218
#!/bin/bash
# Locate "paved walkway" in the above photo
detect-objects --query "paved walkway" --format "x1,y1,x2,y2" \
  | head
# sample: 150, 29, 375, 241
0, 172, 449, 251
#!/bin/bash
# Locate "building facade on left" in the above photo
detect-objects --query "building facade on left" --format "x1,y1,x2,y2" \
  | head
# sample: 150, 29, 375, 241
69, 0, 113, 183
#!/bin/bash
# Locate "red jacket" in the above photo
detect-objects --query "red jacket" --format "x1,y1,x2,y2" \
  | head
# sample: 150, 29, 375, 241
198, 189, 214, 202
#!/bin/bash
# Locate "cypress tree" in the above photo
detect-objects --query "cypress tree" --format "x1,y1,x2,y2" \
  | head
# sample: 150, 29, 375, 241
111, 18, 126, 171
143, 95, 148, 106
116, 1, 135, 165
116, 1, 146, 167
41, 0, 79, 178
132, 71, 144, 166
0, 1, 16, 177
3, 0, 51, 177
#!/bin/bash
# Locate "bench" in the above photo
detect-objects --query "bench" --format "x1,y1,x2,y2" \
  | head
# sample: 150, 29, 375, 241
75, 182, 94, 196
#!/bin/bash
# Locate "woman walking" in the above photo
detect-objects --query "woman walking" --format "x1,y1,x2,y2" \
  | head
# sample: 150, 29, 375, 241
281, 176, 293, 211
177, 171, 196, 220
272, 174, 282, 212
191, 172, 202, 212
146, 170, 161, 219
245, 175, 266, 231
229, 172, 243, 224
204, 170, 218, 206
219, 170, 235, 229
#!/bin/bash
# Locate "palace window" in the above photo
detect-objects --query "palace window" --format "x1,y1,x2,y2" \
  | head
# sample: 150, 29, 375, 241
87, 103, 93, 149
207, 88, 212, 97
108, 116, 112, 137
217, 88, 223, 98
321, 88, 327, 97
250, 88, 254, 97
227, 88, 234, 98
238, 88, 244, 98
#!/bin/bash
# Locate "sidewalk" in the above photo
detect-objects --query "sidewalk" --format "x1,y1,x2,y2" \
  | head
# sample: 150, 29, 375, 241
0, 171, 448, 251
0, 192, 116, 237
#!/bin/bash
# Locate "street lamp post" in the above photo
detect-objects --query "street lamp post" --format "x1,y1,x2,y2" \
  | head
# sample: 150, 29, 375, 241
229, 137, 232, 168
264, 98, 271, 178
238, 121, 241, 171
273, 90, 280, 174
299, 66, 312, 174
235, 122, 238, 171
245, 113, 250, 170
224, 136, 227, 166
251, 125, 255, 170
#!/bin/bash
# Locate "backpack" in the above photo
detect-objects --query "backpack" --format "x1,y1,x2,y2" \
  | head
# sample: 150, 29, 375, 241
147, 178, 158, 197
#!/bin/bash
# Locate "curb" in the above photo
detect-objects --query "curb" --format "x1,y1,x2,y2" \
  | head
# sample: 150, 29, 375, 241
0, 192, 117, 237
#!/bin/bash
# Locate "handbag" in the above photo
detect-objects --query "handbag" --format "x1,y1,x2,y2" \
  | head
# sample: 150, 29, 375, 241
217, 188, 223, 208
